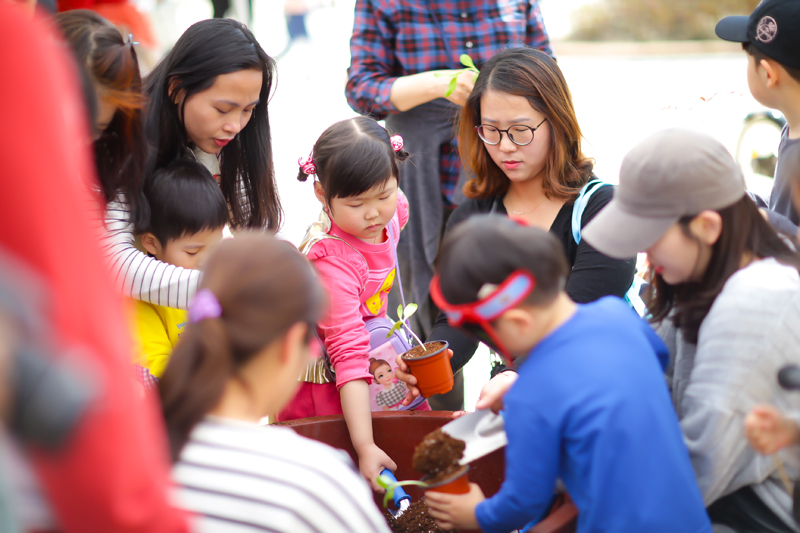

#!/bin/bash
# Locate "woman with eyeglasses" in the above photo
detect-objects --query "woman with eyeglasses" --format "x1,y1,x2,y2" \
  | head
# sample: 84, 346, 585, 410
397, 47, 636, 394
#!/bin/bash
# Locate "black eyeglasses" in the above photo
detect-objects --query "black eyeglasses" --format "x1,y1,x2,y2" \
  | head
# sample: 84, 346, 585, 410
475, 118, 547, 146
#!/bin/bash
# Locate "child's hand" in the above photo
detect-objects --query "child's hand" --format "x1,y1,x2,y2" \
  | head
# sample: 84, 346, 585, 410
356, 443, 397, 492
425, 483, 485, 530
395, 349, 454, 406
475, 370, 518, 413
744, 404, 800, 455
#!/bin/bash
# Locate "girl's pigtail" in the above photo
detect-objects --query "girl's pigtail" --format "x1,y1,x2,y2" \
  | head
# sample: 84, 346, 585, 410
389, 134, 410, 162
297, 155, 316, 183
158, 317, 234, 462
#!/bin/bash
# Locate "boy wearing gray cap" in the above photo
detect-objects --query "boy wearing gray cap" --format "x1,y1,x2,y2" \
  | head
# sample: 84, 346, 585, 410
716, 0, 800, 227
583, 128, 800, 532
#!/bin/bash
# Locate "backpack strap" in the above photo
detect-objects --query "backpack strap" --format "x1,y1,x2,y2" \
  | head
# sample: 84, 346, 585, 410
571, 179, 612, 245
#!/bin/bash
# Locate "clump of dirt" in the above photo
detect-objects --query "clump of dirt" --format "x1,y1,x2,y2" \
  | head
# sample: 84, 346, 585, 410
412, 428, 465, 485
402, 341, 447, 360
385, 499, 456, 533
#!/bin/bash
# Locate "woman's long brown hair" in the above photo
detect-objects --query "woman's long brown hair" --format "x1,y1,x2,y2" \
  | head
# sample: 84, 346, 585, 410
648, 196, 800, 344
158, 233, 324, 461
55, 10, 149, 231
458, 47, 594, 201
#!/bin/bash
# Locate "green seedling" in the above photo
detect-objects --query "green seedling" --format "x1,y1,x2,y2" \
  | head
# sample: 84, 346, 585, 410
434, 54, 480, 97
388, 303, 424, 347
376, 473, 429, 508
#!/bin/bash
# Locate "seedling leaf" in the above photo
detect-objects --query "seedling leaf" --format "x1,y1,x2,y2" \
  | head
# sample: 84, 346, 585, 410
387, 322, 403, 338
460, 54, 476, 70
403, 303, 418, 319
445, 76, 458, 97
397, 304, 405, 320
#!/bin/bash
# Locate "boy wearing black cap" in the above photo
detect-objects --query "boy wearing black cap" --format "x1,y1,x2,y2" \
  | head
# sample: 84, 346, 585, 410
716, 0, 800, 226
424, 215, 711, 533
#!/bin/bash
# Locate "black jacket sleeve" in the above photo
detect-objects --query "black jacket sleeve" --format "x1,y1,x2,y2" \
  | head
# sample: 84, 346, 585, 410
566, 186, 636, 303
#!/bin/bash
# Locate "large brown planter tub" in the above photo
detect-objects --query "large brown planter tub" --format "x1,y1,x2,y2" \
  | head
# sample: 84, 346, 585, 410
279, 411, 577, 533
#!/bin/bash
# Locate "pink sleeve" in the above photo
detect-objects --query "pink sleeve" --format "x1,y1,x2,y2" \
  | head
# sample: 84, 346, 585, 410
313, 255, 375, 389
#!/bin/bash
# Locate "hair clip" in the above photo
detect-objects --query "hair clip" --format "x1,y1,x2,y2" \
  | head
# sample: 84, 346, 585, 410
298, 155, 316, 175
189, 289, 222, 323
390, 135, 404, 152
127, 34, 139, 46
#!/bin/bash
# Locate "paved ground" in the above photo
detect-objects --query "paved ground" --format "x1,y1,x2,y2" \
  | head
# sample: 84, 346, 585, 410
149, 0, 769, 410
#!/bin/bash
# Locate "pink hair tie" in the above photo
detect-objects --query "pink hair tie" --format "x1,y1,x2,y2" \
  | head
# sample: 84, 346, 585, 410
189, 289, 222, 323
390, 135, 404, 152
298, 155, 316, 175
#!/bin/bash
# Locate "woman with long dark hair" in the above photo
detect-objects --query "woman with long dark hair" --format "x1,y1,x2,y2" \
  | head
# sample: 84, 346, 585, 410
583, 129, 800, 533
160, 234, 389, 533
105, 18, 282, 310
55, 9, 149, 231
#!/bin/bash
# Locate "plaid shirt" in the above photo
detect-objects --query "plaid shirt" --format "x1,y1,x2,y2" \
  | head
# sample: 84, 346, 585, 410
345, 0, 552, 204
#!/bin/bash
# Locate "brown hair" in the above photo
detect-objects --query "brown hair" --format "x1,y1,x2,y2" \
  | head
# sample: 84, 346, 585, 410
458, 48, 594, 201
159, 233, 325, 461
648, 196, 800, 343
744, 43, 800, 84
438, 214, 569, 308
369, 357, 391, 376
296, 116, 409, 208
55, 10, 149, 230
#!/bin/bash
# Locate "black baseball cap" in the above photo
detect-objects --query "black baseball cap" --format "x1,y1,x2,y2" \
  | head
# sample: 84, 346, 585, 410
715, 0, 800, 69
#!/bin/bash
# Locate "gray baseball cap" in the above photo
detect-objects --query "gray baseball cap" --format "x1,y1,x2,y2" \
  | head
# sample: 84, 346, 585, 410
582, 129, 746, 259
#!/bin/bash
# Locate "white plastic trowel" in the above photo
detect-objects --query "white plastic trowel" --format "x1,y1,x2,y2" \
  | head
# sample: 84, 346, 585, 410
441, 409, 507, 465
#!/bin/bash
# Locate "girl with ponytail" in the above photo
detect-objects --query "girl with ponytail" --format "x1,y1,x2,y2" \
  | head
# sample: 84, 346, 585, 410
280, 116, 416, 492
159, 233, 389, 533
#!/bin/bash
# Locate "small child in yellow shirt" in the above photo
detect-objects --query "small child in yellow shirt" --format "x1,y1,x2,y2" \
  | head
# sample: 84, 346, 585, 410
133, 158, 227, 378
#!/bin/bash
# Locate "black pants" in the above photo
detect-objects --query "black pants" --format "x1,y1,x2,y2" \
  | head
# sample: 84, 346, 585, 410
707, 485, 795, 533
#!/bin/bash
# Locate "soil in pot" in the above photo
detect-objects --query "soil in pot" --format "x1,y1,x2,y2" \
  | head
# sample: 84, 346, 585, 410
384, 499, 456, 533
402, 341, 447, 360
412, 428, 466, 485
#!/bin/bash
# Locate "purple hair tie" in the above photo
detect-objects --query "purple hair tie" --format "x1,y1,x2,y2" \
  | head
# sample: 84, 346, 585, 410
189, 289, 222, 323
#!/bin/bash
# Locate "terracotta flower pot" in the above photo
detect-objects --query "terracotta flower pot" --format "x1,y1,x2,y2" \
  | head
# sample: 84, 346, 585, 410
424, 464, 470, 495
401, 341, 452, 397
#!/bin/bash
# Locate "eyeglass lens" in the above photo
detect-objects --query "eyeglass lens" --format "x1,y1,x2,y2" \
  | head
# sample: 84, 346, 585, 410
476, 125, 535, 146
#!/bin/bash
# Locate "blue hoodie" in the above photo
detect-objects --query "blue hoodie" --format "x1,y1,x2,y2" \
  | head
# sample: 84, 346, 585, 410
475, 297, 711, 533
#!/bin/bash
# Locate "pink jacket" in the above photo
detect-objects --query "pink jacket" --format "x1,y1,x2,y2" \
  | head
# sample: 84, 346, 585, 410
308, 192, 409, 389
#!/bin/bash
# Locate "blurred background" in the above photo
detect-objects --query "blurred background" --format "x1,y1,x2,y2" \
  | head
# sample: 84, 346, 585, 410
122, 0, 772, 409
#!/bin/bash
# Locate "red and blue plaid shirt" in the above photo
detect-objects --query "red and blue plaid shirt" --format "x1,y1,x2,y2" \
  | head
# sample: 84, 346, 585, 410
345, 0, 552, 205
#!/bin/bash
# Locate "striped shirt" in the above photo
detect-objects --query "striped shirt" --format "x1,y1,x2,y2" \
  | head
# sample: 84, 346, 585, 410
173, 417, 390, 533
100, 147, 254, 310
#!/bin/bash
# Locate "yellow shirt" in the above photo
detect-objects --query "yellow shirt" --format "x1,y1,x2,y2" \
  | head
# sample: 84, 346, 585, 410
132, 300, 189, 378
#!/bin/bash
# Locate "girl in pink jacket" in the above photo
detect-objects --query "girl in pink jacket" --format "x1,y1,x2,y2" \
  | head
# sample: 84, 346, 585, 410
279, 116, 417, 490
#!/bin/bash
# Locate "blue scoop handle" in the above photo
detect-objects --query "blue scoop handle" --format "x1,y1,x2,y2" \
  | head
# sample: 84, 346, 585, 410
380, 468, 411, 507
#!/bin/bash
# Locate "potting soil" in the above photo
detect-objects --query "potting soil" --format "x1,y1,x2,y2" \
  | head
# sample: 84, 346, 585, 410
385, 499, 456, 533
402, 341, 447, 359
412, 428, 466, 484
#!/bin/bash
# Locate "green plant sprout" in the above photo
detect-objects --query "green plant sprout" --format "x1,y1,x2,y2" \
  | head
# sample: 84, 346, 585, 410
434, 54, 480, 97
376, 473, 428, 508
388, 303, 424, 347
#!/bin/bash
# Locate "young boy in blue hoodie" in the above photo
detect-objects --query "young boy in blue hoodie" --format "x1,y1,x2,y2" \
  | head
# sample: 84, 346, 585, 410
424, 215, 711, 533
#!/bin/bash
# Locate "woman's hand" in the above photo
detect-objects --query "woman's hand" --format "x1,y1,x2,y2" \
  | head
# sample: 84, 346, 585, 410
475, 370, 518, 413
444, 69, 477, 107
425, 483, 485, 530
356, 442, 397, 492
395, 349, 454, 406
744, 404, 800, 455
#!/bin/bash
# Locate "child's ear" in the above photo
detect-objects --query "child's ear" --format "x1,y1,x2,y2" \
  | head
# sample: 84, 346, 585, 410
313, 181, 327, 209
761, 59, 779, 88
141, 232, 162, 257
280, 322, 310, 367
